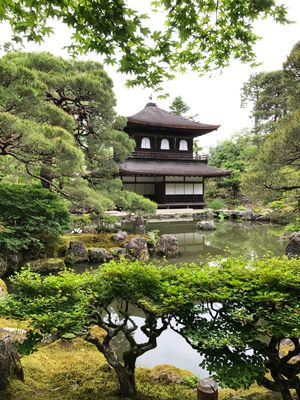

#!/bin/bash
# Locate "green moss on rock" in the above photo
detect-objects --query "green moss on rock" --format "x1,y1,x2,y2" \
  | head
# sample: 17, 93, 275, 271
29, 258, 66, 273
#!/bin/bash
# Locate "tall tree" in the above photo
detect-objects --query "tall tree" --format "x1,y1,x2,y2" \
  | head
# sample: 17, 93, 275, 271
283, 40, 300, 110
0, 0, 289, 88
169, 96, 190, 116
241, 70, 288, 136
0, 51, 141, 212
242, 109, 300, 202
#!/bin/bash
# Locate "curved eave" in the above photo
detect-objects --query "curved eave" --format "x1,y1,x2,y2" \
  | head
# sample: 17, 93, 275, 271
126, 120, 220, 135
119, 160, 231, 177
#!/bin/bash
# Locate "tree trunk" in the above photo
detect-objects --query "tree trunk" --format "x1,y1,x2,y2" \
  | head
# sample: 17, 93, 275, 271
280, 387, 293, 400
115, 365, 137, 398
40, 165, 53, 190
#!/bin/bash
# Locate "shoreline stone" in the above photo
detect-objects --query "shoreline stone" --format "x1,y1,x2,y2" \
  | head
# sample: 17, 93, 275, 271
68, 241, 88, 263
286, 232, 300, 258
87, 248, 113, 264
155, 235, 179, 257
124, 237, 149, 261
197, 220, 216, 230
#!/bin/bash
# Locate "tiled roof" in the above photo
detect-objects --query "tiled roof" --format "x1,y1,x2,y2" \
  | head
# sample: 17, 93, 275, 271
127, 103, 220, 133
119, 159, 230, 177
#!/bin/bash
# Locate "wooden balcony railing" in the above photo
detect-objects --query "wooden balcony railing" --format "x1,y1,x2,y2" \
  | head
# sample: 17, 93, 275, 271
129, 151, 208, 162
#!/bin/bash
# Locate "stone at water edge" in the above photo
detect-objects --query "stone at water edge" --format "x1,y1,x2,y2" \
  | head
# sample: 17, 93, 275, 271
155, 234, 179, 257
197, 221, 216, 231
133, 216, 146, 234
286, 232, 300, 258
0, 254, 21, 278
193, 209, 214, 221
68, 241, 88, 262
241, 210, 254, 221
87, 248, 113, 263
29, 258, 66, 273
112, 230, 128, 243
124, 237, 149, 261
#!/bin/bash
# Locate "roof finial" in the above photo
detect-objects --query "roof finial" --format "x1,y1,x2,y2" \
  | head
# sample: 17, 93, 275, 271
146, 93, 156, 107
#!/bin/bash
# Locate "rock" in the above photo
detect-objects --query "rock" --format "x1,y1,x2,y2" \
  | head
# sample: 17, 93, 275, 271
0, 257, 8, 277
155, 235, 179, 257
30, 258, 66, 273
193, 209, 214, 221
0, 279, 8, 298
0, 254, 21, 278
111, 247, 126, 259
286, 232, 300, 258
255, 214, 271, 222
0, 327, 27, 337
150, 365, 192, 385
0, 336, 23, 390
133, 216, 146, 234
197, 220, 216, 230
87, 248, 113, 264
68, 241, 88, 262
241, 210, 254, 221
112, 230, 128, 243
82, 225, 97, 234
124, 237, 149, 261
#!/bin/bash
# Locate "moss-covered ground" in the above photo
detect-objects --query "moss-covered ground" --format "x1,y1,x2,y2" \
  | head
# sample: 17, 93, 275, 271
0, 318, 281, 400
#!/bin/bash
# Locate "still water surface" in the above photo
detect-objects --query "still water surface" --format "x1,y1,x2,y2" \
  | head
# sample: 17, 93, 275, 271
122, 221, 287, 375
148, 220, 286, 262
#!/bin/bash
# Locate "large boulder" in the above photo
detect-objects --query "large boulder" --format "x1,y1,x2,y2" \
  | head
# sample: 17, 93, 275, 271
87, 248, 113, 264
155, 235, 179, 257
0, 336, 23, 390
29, 258, 66, 273
124, 237, 149, 261
241, 210, 254, 221
82, 225, 97, 234
197, 220, 216, 230
112, 230, 128, 243
111, 247, 126, 259
68, 241, 88, 263
286, 232, 300, 258
133, 216, 146, 234
193, 209, 214, 221
0, 258, 7, 279
0, 254, 21, 278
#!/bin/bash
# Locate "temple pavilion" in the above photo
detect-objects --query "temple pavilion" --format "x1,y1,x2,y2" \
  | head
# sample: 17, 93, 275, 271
119, 102, 230, 209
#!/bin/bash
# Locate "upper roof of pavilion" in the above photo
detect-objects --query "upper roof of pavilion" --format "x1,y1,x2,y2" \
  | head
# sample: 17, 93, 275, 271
126, 102, 220, 135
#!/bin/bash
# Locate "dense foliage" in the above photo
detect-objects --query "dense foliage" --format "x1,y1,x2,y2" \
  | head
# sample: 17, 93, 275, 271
0, 0, 289, 88
0, 184, 69, 254
0, 51, 156, 215
208, 40, 300, 212
1, 257, 300, 399
241, 41, 300, 207
180, 257, 300, 400
207, 130, 256, 201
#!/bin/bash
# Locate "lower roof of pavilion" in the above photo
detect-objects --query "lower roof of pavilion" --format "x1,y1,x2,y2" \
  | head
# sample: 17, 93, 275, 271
119, 159, 230, 177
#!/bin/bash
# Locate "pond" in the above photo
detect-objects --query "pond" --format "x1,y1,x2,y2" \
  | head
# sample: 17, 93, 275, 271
122, 220, 287, 376
148, 220, 287, 263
